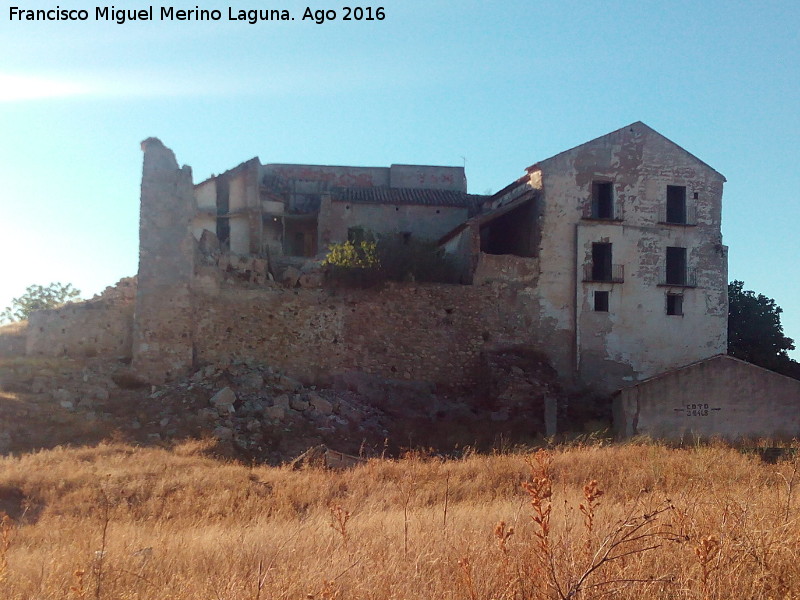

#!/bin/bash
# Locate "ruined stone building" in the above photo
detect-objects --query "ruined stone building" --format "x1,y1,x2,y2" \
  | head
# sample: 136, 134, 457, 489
20, 122, 750, 438
191, 159, 481, 260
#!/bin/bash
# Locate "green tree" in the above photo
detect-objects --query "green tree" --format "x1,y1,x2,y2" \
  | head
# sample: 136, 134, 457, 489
0, 282, 81, 323
728, 280, 798, 376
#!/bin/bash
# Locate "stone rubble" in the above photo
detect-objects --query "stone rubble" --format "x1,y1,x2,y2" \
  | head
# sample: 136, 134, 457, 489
0, 347, 569, 463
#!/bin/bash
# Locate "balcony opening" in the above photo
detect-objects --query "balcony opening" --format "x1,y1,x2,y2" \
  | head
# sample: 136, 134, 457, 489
592, 243, 613, 281
591, 181, 614, 219
666, 293, 683, 316
666, 185, 687, 224
594, 290, 609, 312
665, 246, 687, 285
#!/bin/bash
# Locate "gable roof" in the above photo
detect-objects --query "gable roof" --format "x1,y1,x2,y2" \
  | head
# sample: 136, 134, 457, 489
526, 121, 726, 182
613, 354, 799, 394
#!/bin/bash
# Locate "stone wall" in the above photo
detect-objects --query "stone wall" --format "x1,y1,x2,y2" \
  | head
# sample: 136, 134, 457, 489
614, 355, 800, 440
192, 282, 534, 387
131, 138, 196, 382
26, 301, 134, 359
0, 323, 27, 357
24, 278, 137, 359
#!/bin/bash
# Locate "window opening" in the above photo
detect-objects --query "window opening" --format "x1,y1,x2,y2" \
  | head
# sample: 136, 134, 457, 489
666, 293, 683, 316
594, 291, 609, 312
592, 181, 614, 219
666, 185, 687, 224
665, 246, 687, 285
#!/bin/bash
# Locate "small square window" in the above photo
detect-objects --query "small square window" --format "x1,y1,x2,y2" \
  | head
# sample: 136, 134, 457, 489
666, 294, 683, 316
594, 291, 609, 312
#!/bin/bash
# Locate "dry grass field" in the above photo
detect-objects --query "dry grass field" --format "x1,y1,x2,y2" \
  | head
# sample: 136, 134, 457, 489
1, 440, 799, 599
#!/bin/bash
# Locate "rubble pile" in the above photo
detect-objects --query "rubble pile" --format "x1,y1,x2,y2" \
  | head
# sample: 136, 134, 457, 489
0, 349, 568, 462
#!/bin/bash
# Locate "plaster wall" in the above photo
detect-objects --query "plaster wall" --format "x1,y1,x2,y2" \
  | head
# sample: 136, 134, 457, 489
263, 164, 389, 188
319, 202, 468, 247
614, 356, 800, 440
229, 215, 251, 255
389, 165, 466, 192
195, 179, 216, 210
531, 123, 726, 392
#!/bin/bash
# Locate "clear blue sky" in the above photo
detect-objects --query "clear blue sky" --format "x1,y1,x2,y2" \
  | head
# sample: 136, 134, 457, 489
1, 1, 798, 352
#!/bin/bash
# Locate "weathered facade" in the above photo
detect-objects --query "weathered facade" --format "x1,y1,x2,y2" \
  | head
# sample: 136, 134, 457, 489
614, 355, 800, 440
442, 122, 728, 392
22, 123, 732, 412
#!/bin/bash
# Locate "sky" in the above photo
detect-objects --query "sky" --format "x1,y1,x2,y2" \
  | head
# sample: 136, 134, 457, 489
0, 0, 798, 352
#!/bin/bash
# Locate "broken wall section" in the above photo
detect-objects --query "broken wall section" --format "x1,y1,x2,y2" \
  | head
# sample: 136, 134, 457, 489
132, 138, 196, 383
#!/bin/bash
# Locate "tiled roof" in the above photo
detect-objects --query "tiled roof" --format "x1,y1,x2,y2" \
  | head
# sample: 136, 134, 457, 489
331, 186, 481, 208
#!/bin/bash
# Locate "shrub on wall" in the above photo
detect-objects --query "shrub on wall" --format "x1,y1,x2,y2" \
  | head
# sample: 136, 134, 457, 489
323, 232, 459, 286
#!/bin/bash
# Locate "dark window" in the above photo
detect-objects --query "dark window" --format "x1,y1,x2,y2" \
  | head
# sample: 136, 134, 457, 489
666, 293, 683, 316
592, 243, 613, 281
666, 186, 687, 224
665, 247, 687, 285
594, 291, 609, 312
592, 181, 614, 219
347, 226, 366, 244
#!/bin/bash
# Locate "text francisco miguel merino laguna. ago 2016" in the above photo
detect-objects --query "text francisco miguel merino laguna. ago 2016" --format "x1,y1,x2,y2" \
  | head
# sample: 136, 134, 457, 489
8, 5, 386, 24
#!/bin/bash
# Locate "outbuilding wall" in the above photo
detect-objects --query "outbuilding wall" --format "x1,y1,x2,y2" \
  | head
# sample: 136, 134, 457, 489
614, 355, 800, 440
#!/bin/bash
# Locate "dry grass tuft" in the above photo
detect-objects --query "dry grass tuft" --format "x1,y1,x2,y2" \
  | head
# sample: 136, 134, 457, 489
1, 441, 799, 598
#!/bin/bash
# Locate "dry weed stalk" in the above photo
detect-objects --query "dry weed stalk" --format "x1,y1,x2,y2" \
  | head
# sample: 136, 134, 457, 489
70, 569, 88, 599
457, 556, 478, 600
0, 513, 13, 584
522, 452, 675, 600
92, 487, 112, 600
694, 535, 720, 600
494, 520, 515, 556
579, 480, 603, 534
492, 520, 519, 600
328, 503, 351, 548
522, 450, 553, 555
560, 501, 675, 599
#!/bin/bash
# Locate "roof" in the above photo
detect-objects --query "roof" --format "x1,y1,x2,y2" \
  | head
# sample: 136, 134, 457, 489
613, 354, 797, 394
330, 186, 483, 208
526, 121, 726, 182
